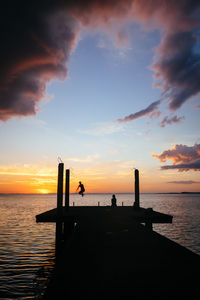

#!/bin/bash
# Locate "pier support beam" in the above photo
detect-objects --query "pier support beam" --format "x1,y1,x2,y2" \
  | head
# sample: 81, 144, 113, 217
133, 169, 140, 209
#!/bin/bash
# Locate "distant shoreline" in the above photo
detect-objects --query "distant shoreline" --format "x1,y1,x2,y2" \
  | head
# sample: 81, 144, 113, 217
156, 192, 200, 195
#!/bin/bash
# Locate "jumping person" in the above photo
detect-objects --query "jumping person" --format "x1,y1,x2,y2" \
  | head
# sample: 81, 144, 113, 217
76, 181, 85, 197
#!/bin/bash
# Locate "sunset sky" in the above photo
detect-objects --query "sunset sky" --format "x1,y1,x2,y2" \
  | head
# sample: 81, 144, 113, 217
0, 1, 200, 193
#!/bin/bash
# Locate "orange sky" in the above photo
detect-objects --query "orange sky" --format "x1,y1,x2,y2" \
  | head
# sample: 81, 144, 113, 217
0, 163, 199, 194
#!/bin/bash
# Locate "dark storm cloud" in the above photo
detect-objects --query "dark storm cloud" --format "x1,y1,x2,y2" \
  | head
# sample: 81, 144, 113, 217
153, 31, 200, 111
0, 2, 79, 120
1, 1, 200, 121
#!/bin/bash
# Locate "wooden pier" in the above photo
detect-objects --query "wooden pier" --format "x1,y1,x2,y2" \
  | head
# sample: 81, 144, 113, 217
36, 164, 200, 299
36, 206, 173, 234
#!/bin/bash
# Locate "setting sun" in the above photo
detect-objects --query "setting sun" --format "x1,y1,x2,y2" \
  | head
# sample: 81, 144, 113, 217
37, 189, 50, 194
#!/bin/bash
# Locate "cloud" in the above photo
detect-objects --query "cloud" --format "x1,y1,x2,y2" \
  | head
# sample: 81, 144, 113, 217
152, 144, 200, 163
152, 31, 200, 111
0, 3, 80, 121
161, 160, 200, 171
80, 120, 124, 136
64, 154, 100, 163
115, 1, 200, 123
159, 115, 185, 127
152, 143, 200, 171
117, 99, 161, 123
1, 1, 200, 121
167, 180, 199, 184
0, 164, 57, 176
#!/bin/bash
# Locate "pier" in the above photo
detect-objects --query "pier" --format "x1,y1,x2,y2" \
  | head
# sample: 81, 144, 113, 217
36, 163, 200, 299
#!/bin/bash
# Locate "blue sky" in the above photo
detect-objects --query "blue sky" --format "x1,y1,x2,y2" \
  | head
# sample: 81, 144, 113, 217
1, 17, 200, 193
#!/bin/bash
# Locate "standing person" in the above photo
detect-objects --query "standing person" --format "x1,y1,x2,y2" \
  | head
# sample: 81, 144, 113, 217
111, 194, 117, 207
76, 181, 85, 197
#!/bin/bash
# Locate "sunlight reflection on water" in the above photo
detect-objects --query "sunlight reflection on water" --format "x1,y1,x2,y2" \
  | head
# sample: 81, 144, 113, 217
0, 194, 56, 299
0, 193, 199, 299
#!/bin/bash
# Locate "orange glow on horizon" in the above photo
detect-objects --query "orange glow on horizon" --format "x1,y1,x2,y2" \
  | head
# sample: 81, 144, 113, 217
0, 164, 199, 194
37, 189, 51, 194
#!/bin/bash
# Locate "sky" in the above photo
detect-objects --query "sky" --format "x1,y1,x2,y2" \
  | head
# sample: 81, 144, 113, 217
0, 0, 200, 193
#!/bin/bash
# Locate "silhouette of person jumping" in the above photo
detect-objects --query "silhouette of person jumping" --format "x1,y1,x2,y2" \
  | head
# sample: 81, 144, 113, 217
76, 181, 85, 197
111, 194, 117, 207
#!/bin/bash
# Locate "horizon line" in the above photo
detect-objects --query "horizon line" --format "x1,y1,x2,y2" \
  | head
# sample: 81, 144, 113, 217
0, 192, 200, 195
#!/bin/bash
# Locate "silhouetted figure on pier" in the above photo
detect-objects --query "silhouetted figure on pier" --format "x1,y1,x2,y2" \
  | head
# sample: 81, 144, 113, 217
76, 181, 85, 197
111, 194, 117, 207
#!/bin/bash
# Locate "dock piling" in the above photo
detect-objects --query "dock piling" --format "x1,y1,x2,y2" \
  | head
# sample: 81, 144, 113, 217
133, 169, 140, 209
56, 163, 64, 246
64, 169, 72, 238
65, 169, 70, 210
57, 163, 64, 211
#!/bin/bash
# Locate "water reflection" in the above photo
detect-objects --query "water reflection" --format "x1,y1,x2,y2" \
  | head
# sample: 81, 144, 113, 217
0, 193, 199, 299
0, 194, 56, 299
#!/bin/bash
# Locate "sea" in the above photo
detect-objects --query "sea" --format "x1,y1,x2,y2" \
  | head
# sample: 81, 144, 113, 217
0, 193, 200, 299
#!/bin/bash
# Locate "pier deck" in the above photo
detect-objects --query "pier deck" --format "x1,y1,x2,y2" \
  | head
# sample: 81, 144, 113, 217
36, 206, 173, 224
36, 207, 199, 299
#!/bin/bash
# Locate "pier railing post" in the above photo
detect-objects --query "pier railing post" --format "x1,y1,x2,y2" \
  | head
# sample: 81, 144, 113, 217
65, 169, 70, 210
133, 169, 140, 209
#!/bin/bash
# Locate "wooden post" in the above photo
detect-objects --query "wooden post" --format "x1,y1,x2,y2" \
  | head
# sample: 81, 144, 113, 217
64, 169, 73, 239
56, 163, 64, 245
65, 169, 70, 210
57, 163, 64, 210
133, 169, 140, 209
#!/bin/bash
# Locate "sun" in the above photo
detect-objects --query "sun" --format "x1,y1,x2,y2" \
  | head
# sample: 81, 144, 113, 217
37, 189, 50, 194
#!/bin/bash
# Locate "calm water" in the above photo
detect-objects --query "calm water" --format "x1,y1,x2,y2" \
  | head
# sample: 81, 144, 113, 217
0, 193, 200, 299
